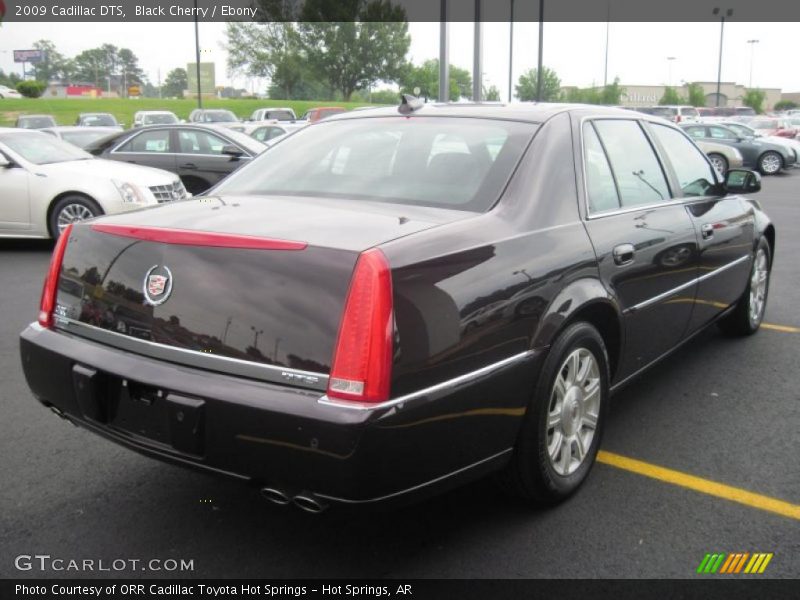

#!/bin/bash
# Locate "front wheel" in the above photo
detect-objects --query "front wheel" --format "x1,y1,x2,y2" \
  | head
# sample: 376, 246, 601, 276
758, 151, 783, 175
498, 322, 609, 504
48, 195, 103, 239
719, 238, 771, 336
708, 153, 728, 176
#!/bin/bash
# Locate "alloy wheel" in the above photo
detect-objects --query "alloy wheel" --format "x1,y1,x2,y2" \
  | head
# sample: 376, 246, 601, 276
56, 203, 95, 233
546, 348, 601, 476
760, 153, 782, 175
748, 248, 769, 327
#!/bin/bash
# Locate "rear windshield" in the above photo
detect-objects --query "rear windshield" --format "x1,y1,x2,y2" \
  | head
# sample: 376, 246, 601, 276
18, 116, 56, 128
681, 107, 699, 117
81, 114, 117, 126
266, 110, 295, 121
214, 117, 537, 212
61, 130, 117, 148
637, 107, 676, 118
200, 110, 238, 123
143, 113, 178, 125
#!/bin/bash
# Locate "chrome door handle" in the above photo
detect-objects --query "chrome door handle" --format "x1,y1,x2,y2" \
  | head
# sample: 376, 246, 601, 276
701, 223, 714, 239
613, 243, 635, 266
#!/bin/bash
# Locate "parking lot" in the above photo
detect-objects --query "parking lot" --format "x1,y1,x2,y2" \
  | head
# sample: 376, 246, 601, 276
0, 172, 798, 580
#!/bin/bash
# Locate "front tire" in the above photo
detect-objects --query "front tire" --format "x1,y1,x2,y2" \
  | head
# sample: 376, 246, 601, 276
758, 151, 783, 175
708, 153, 728, 176
48, 195, 103, 239
499, 322, 609, 504
719, 238, 771, 336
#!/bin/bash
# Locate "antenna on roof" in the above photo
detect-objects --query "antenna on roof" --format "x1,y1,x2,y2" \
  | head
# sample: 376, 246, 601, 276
398, 94, 424, 115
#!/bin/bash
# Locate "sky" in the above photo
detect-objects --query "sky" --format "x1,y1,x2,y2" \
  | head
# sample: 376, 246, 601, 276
1, 21, 798, 97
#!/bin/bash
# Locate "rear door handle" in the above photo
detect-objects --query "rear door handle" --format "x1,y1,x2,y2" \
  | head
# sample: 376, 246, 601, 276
180, 163, 198, 170
701, 223, 714, 239
613, 243, 635, 266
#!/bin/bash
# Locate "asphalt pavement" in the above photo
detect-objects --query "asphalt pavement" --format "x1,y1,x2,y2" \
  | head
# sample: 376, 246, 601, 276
1, 173, 798, 579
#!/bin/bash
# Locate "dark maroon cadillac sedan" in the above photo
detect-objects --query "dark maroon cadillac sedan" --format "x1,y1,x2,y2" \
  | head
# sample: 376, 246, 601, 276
20, 100, 773, 512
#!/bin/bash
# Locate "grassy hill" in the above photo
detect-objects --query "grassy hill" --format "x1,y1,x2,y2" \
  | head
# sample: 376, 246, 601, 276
0, 97, 378, 127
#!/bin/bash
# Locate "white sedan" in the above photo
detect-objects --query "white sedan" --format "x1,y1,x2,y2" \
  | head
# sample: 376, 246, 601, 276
0, 85, 23, 99
0, 129, 188, 239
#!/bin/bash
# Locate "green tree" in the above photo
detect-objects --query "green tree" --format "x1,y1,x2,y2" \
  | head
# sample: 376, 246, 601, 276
398, 59, 471, 102
484, 84, 501, 101
659, 86, 685, 105
0, 69, 22, 88
742, 88, 766, 114
161, 68, 187, 98
773, 100, 798, 112
117, 48, 144, 94
686, 82, 706, 107
369, 88, 401, 104
515, 67, 561, 102
599, 78, 625, 105
31, 40, 72, 83
72, 45, 118, 87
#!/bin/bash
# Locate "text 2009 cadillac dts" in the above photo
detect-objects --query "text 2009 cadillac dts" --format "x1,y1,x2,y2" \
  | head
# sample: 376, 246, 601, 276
20, 101, 774, 512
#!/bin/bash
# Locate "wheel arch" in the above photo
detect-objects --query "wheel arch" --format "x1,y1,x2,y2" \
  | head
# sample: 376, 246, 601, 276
532, 278, 624, 383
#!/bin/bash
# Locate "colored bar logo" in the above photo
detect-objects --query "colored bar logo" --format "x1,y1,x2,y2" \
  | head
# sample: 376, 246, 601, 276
697, 552, 773, 574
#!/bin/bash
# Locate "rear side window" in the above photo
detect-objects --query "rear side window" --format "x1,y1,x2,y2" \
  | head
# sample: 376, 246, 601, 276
684, 126, 707, 139
681, 107, 699, 118
119, 129, 171, 153
650, 124, 718, 197
709, 126, 736, 140
583, 124, 620, 213
593, 120, 671, 207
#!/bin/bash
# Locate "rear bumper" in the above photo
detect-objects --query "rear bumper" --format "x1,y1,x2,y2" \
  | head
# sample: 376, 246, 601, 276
20, 324, 542, 506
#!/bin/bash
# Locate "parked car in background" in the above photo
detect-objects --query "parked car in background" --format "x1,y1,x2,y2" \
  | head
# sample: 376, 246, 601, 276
716, 121, 800, 166
697, 106, 757, 122
40, 126, 120, 150
248, 107, 298, 122
635, 105, 700, 124
133, 111, 180, 127
0, 85, 23, 99
301, 106, 347, 123
694, 139, 744, 175
244, 121, 306, 144
15, 114, 58, 129
681, 123, 795, 174
747, 118, 798, 139
75, 113, 123, 130
187, 109, 245, 132
19, 104, 773, 510
84, 124, 266, 194
0, 129, 186, 239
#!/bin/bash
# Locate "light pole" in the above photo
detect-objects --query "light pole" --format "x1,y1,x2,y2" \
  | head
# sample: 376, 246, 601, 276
747, 39, 759, 88
603, 3, 610, 87
508, 0, 514, 102
713, 7, 733, 107
666, 57, 676, 87
536, 0, 544, 102
193, 0, 203, 108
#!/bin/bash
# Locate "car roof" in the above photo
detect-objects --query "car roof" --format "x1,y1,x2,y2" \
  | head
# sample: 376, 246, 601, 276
17, 114, 55, 119
42, 126, 119, 132
79, 112, 115, 117
328, 102, 649, 124
0, 127, 47, 135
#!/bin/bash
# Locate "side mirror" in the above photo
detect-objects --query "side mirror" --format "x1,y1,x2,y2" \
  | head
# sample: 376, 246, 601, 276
221, 145, 244, 158
725, 169, 761, 194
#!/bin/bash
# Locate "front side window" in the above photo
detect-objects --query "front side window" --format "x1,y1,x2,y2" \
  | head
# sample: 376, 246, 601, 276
709, 126, 737, 140
583, 124, 620, 213
593, 120, 670, 207
684, 126, 707, 139
214, 117, 537, 212
650, 124, 718, 197
118, 129, 171, 153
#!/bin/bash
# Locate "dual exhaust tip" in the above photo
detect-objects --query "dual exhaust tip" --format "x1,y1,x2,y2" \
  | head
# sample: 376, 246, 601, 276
260, 486, 328, 514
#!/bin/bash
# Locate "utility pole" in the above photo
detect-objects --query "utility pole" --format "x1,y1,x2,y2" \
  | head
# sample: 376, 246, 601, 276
439, 0, 449, 102
713, 7, 733, 107
508, 0, 514, 102
667, 56, 676, 87
603, 3, 610, 87
194, 0, 203, 108
472, 0, 483, 102
747, 39, 759, 88
536, 0, 544, 102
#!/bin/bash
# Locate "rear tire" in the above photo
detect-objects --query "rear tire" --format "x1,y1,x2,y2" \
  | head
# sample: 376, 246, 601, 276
498, 322, 609, 505
718, 238, 771, 336
48, 195, 103, 239
758, 151, 782, 175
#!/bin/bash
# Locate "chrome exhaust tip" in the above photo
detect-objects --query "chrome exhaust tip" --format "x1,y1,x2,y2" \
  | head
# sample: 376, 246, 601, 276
260, 486, 291, 506
293, 493, 328, 514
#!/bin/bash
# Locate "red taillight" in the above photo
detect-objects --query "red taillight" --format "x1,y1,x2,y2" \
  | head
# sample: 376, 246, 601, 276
327, 249, 393, 404
38, 224, 73, 328
91, 224, 307, 251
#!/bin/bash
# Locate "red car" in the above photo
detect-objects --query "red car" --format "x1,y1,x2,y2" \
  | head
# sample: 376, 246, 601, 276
301, 106, 347, 123
749, 118, 798, 139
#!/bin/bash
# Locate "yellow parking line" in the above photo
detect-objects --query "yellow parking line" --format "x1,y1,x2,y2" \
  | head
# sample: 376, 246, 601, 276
597, 451, 800, 521
762, 323, 800, 333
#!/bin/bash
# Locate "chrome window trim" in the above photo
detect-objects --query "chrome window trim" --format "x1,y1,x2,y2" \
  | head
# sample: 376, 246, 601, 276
53, 317, 328, 391
110, 128, 173, 155
623, 254, 750, 314
318, 349, 538, 411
